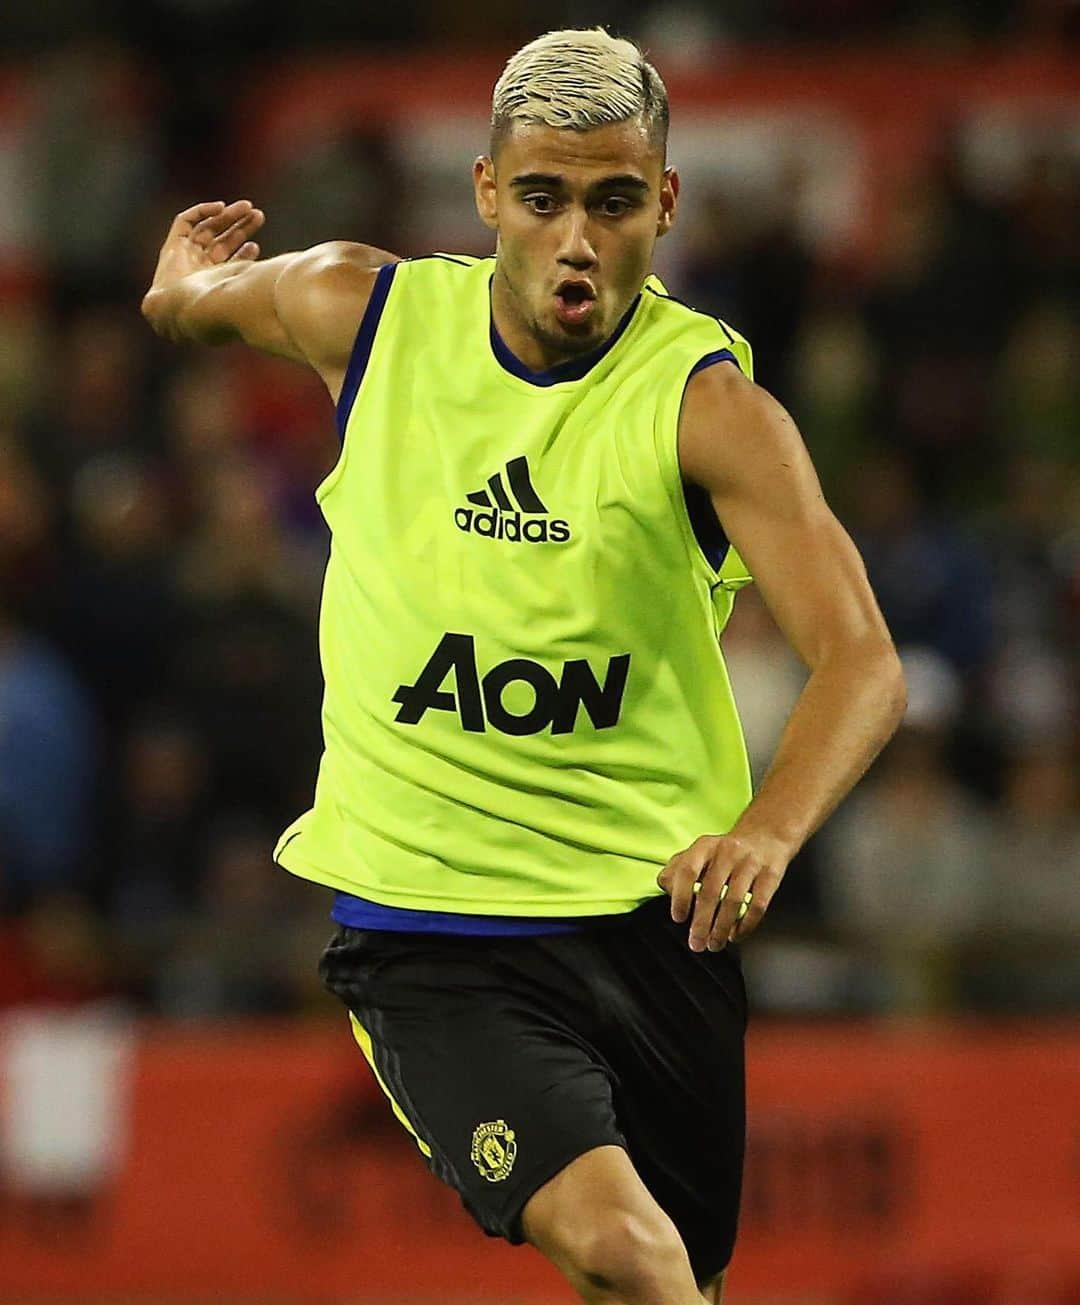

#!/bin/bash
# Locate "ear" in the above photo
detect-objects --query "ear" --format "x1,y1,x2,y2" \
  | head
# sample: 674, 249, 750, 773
474, 156, 499, 232
657, 166, 679, 239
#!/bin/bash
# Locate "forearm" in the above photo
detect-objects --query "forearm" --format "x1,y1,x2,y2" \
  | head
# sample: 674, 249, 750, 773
142, 262, 237, 342
142, 233, 396, 367
142, 257, 289, 349
731, 638, 906, 857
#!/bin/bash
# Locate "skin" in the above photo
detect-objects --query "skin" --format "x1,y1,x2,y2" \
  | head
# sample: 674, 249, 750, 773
473, 120, 676, 371
521, 1146, 727, 1303
142, 114, 905, 1304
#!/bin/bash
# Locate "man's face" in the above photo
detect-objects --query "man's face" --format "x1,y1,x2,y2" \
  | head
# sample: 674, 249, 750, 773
474, 119, 678, 368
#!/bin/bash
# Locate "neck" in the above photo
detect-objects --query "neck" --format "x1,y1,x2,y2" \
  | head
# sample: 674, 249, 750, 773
490, 269, 570, 372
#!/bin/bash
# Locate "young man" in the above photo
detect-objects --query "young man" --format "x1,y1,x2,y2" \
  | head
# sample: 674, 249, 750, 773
143, 28, 905, 1305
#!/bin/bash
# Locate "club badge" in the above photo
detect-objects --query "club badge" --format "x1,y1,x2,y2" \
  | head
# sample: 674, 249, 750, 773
470, 1120, 518, 1183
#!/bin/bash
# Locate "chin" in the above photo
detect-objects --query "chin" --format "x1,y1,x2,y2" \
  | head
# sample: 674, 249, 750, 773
541, 317, 603, 356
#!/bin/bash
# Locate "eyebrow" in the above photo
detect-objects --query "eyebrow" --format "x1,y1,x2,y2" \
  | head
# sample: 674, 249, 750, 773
509, 172, 651, 194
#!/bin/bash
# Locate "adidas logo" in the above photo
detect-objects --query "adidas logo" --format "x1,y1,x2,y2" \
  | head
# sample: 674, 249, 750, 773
454, 456, 571, 544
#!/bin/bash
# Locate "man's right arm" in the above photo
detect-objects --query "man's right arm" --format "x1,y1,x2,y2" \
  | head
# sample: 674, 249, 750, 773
141, 200, 399, 400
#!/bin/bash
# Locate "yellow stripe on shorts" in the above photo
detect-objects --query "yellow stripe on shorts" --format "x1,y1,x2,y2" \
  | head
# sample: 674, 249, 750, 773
347, 1011, 433, 1159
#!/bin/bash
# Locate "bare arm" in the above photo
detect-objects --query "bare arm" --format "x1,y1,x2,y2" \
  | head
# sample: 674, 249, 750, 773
659, 362, 907, 951
141, 200, 399, 399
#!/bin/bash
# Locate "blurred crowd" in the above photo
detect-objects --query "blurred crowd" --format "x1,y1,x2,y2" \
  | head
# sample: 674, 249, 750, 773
0, 23, 1077, 1022
3, 0, 1079, 51
693, 126, 1080, 1015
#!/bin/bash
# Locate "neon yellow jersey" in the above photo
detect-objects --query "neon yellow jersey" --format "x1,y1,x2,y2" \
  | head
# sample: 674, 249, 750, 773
274, 254, 755, 915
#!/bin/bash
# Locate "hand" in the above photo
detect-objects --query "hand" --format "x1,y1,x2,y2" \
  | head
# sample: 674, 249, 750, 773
657, 832, 789, 951
145, 199, 265, 302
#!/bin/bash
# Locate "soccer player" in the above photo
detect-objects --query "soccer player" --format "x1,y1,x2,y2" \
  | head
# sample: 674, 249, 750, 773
142, 28, 905, 1304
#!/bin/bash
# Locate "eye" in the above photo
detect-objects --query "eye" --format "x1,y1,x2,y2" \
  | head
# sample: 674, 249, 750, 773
524, 194, 559, 214
597, 196, 634, 216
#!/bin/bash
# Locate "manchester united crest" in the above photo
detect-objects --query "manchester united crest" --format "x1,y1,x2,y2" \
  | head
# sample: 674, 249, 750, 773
470, 1120, 518, 1183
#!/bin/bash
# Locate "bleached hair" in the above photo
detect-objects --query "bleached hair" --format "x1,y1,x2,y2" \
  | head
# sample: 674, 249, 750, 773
491, 27, 668, 157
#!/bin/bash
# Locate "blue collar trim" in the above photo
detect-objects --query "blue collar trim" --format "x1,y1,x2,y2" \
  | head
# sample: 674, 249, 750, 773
335, 261, 397, 438
489, 286, 641, 387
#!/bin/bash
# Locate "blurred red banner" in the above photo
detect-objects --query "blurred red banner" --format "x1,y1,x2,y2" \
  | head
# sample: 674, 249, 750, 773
237, 48, 1080, 264
0, 1020, 1077, 1301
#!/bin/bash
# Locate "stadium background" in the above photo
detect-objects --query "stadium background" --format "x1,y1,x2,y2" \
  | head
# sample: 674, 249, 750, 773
0, 2, 1077, 1302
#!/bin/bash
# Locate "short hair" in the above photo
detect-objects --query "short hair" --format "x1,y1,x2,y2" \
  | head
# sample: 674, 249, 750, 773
490, 27, 669, 160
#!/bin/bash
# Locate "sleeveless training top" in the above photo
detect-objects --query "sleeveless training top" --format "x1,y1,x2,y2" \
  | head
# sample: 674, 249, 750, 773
274, 253, 755, 916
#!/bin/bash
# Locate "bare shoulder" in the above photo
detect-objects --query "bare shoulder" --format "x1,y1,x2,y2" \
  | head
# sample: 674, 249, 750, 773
676, 356, 893, 670
275, 241, 400, 390
677, 360, 812, 497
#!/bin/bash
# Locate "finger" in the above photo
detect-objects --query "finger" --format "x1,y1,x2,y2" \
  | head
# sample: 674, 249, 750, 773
218, 206, 264, 237
192, 206, 253, 249
191, 199, 256, 244
206, 215, 259, 262
689, 859, 734, 952
708, 870, 755, 949
730, 870, 780, 941
234, 241, 260, 261
659, 853, 695, 925
709, 861, 755, 944
659, 842, 710, 924
172, 201, 225, 234
210, 210, 265, 262
200, 198, 254, 231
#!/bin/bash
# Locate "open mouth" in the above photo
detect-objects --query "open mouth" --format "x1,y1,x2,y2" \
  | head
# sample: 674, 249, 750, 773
554, 280, 597, 326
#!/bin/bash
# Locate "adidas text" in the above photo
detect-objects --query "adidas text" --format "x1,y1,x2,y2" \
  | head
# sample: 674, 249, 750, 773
392, 632, 630, 736
454, 506, 571, 543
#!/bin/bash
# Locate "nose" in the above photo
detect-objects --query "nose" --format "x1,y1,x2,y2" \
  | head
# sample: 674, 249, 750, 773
556, 208, 597, 271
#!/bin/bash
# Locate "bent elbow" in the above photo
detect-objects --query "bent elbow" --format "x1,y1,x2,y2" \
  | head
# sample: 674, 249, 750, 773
141, 288, 166, 332
141, 289, 186, 343
880, 646, 908, 734
891, 658, 908, 727
844, 638, 907, 737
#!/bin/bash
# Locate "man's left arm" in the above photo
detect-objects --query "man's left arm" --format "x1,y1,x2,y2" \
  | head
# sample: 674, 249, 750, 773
659, 362, 907, 952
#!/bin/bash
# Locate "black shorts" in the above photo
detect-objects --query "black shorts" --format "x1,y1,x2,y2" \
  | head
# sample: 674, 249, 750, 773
318, 893, 747, 1283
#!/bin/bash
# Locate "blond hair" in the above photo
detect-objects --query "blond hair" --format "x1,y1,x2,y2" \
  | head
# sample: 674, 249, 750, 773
491, 28, 668, 156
